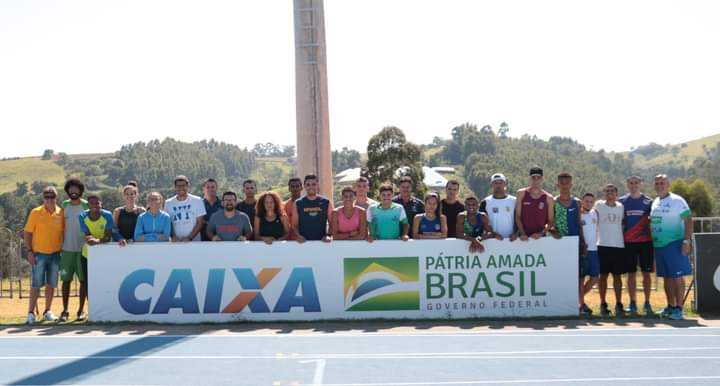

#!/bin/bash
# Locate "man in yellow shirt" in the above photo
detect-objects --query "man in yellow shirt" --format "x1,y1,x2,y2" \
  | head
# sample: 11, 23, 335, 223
23, 186, 64, 324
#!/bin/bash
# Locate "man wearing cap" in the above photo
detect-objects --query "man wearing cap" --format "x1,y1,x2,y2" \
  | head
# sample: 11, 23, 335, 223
479, 173, 516, 240
514, 167, 555, 241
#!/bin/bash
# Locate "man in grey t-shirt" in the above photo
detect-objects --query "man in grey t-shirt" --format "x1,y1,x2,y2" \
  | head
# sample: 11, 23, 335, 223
60, 178, 89, 322
207, 191, 253, 241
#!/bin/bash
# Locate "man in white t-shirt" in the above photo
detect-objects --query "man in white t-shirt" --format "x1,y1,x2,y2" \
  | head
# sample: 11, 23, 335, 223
166, 175, 207, 242
651, 174, 693, 320
594, 184, 625, 317
579, 192, 600, 316
480, 173, 516, 240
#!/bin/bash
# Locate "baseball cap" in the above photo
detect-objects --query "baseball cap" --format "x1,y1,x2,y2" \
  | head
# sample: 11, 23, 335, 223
490, 173, 507, 183
529, 167, 543, 177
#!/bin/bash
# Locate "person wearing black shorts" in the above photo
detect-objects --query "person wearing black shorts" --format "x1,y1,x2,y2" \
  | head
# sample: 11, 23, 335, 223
619, 176, 655, 315
595, 184, 625, 317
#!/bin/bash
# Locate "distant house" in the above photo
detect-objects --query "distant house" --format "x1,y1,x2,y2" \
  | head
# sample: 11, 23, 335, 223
431, 166, 456, 174
422, 167, 448, 188
335, 168, 361, 184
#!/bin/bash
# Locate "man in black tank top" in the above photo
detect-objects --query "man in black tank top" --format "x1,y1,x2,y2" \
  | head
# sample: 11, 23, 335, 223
441, 180, 465, 238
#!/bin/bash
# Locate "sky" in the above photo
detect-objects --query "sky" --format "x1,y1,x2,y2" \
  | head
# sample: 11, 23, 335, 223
1, 0, 719, 158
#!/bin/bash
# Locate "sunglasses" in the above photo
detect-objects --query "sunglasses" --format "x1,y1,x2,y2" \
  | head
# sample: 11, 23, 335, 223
43, 195, 56, 199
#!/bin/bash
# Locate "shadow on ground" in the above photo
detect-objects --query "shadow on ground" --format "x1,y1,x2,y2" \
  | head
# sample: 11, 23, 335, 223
2, 315, 716, 337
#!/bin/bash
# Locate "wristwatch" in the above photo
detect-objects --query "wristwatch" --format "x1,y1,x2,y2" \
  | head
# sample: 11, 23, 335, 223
682, 239, 691, 245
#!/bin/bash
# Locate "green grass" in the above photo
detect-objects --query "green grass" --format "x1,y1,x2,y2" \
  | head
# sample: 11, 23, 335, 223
0, 157, 66, 193
630, 133, 720, 168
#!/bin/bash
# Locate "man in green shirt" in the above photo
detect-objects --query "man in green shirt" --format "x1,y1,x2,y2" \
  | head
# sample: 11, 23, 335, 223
367, 183, 409, 241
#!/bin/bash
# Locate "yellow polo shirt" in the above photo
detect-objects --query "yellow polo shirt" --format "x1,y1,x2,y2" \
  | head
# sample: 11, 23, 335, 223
24, 205, 64, 254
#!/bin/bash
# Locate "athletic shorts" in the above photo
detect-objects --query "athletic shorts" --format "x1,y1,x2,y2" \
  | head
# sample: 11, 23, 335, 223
580, 250, 600, 278
60, 251, 85, 282
655, 240, 692, 278
624, 242, 654, 273
598, 246, 626, 275
31, 252, 60, 288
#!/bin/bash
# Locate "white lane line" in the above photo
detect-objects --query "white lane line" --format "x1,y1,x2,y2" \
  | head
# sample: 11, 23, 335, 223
298, 375, 720, 386
6, 355, 720, 361
2, 346, 720, 360
300, 359, 326, 385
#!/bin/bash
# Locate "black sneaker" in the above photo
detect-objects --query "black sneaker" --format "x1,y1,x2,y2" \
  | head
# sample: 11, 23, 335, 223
615, 303, 625, 317
59, 311, 69, 323
579, 304, 593, 316
626, 301, 638, 315
600, 303, 612, 317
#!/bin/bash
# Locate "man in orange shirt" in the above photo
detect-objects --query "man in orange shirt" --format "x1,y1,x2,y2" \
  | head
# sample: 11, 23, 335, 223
23, 186, 64, 324
283, 177, 303, 240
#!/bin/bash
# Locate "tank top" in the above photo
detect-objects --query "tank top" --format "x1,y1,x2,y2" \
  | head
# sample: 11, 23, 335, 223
418, 214, 441, 235
259, 215, 284, 239
117, 207, 140, 240
295, 195, 330, 240
463, 212, 484, 238
337, 206, 361, 234
521, 191, 549, 236
554, 197, 581, 236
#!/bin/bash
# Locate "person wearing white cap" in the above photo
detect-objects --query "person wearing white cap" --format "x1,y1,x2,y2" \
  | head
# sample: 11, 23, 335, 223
479, 173, 517, 240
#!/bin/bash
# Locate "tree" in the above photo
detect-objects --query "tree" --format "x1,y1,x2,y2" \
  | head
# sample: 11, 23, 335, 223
670, 179, 689, 200
98, 189, 124, 212
687, 180, 713, 217
442, 123, 496, 164
281, 145, 295, 157
671, 178, 713, 217
15, 182, 29, 197
56, 152, 71, 165
332, 147, 361, 173
498, 122, 509, 138
41, 149, 54, 160
363, 127, 425, 197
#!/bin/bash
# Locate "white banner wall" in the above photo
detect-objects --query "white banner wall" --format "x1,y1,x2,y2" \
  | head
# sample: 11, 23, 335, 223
89, 238, 579, 323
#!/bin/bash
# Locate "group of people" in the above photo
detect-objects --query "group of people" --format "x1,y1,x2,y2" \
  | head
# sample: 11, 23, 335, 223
22, 167, 694, 324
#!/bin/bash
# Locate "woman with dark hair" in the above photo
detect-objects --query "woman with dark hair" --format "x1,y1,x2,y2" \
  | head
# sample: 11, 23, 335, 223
113, 184, 146, 246
254, 191, 290, 244
412, 192, 447, 239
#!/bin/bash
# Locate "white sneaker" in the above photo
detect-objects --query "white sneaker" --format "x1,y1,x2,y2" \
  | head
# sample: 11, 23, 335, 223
26, 313, 35, 325
43, 310, 58, 322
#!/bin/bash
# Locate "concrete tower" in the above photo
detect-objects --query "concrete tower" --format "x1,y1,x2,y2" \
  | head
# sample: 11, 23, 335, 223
293, 0, 333, 198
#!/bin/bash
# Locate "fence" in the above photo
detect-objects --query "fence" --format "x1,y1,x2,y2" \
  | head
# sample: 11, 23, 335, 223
0, 227, 80, 299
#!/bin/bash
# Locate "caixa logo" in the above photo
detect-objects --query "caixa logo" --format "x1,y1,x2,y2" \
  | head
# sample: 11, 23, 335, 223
118, 267, 320, 314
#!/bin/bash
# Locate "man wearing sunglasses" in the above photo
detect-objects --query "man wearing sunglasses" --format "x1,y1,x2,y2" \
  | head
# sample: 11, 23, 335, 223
23, 186, 64, 324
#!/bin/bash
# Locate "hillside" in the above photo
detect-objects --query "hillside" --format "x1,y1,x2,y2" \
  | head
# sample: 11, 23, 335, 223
628, 134, 720, 168
0, 158, 66, 193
